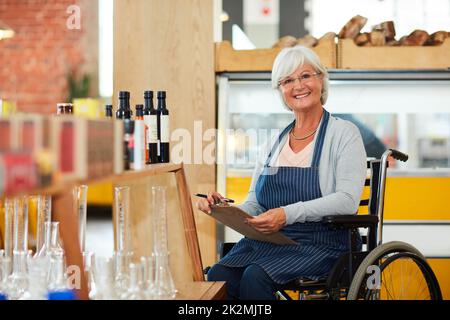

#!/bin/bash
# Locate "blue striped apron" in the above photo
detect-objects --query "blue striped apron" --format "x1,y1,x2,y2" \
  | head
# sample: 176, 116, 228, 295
218, 110, 349, 284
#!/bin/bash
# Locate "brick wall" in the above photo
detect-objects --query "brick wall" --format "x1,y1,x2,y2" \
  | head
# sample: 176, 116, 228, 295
0, 0, 98, 114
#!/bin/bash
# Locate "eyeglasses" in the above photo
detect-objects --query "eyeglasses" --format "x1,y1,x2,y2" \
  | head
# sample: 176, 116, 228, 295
278, 72, 321, 88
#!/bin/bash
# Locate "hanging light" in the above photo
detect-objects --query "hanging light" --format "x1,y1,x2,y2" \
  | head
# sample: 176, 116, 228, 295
0, 19, 15, 40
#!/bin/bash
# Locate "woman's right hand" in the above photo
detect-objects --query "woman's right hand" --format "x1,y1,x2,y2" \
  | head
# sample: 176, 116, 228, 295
196, 191, 225, 214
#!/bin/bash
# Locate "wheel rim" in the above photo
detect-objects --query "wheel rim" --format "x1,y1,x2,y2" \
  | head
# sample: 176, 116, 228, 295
365, 253, 437, 300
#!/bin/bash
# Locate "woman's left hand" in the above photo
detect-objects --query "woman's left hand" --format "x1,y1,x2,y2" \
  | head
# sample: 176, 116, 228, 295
246, 208, 286, 234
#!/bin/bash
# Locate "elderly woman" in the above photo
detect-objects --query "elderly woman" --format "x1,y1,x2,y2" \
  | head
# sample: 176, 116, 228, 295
197, 45, 366, 300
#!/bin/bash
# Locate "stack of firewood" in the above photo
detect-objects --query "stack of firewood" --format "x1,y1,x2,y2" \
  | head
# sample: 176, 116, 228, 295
272, 32, 336, 49
272, 15, 449, 48
339, 15, 449, 46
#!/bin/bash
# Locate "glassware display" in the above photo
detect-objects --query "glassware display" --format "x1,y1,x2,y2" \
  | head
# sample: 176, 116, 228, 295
0, 180, 181, 300
151, 186, 176, 299
114, 186, 131, 253
73, 185, 88, 252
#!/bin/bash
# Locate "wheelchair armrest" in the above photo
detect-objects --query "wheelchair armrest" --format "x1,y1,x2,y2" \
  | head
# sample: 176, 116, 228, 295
322, 214, 379, 229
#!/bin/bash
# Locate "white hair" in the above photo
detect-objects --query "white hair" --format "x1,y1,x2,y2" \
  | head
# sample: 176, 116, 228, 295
271, 45, 329, 109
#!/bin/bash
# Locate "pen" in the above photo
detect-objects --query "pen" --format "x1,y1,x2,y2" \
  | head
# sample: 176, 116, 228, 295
195, 193, 235, 203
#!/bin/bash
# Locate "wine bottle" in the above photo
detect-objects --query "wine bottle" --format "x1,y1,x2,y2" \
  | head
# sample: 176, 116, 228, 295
124, 119, 134, 170
157, 91, 170, 163
144, 91, 158, 164
116, 91, 132, 120
133, 104, 145, 170
105, 104, 113, 118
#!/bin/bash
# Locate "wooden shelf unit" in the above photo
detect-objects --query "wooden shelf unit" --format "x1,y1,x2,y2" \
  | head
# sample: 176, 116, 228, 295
215, 38, 450, 72
215, 38, 337, 72
338, 38, 450, 70
1, 163, 209, 300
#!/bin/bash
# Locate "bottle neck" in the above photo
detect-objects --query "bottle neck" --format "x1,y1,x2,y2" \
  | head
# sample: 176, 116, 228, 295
106, 107, 113, 118
144, 98, 155, 115
157, 98, 166, 111
117, 98, 132, 119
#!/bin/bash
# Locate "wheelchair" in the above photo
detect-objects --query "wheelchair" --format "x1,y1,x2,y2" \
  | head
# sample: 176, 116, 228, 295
215, 149, 442, 300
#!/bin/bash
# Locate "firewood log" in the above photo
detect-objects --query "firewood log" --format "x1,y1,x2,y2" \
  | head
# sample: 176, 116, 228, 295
272, 35, 297, 48
372, 21, 396, 41
369, 30, 386, 46
425, 31, 448, 45
354, 32, 370, 46
400, 30, 429, 46
338, 15, 368, 39
297, 35, 318, 48
319, 32, 337, 43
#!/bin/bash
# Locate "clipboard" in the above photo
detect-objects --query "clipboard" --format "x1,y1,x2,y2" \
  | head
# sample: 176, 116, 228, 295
210, 204, 297, 245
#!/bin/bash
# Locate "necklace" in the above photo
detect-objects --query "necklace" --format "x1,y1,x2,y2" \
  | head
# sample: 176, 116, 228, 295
290, 128, 317, 140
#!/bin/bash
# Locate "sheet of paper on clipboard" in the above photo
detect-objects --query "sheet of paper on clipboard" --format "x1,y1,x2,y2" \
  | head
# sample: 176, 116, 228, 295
210, 204, 297, 245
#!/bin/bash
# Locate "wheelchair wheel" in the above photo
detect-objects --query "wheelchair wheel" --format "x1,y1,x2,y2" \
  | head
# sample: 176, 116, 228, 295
347, 241, 442, 300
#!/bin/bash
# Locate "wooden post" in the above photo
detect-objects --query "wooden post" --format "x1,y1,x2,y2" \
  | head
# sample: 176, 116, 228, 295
175, 164, 204, 281
114, 0, 217, 267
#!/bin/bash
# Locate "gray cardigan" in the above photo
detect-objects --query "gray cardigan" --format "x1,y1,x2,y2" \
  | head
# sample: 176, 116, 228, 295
237, 115, 367, 225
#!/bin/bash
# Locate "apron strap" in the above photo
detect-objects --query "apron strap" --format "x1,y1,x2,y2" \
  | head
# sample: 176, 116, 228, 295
311, 110, 330, 167
264, 110, 330, 167
265, 120, 295, 166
